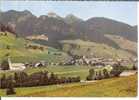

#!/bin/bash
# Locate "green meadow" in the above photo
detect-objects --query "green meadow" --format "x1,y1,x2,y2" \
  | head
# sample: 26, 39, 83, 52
0, 75, 137, 97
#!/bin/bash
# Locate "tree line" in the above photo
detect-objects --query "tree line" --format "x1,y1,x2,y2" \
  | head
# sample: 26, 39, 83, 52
0, 71, 80, 95
0, 71, 80, 89
86, 63, 124, 80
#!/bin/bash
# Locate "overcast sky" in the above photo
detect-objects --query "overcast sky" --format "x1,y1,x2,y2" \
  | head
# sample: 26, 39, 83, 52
0, 1, 137, 25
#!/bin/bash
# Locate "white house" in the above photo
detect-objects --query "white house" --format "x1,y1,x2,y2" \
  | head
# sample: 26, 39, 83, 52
8, 58, 26, 70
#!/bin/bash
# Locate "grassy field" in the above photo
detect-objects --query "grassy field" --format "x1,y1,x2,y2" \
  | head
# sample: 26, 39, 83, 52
60, 39, 135, 59
0, 65, 113, 80
105, 34, 137, 55
0, 65, 91, 80
0, 32, 70, 63
0, 75, 137, 97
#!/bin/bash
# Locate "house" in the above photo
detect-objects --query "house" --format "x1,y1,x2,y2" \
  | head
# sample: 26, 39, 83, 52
26, 34, 48, 41
34, 61, 46, 67
8, 58, 26, 70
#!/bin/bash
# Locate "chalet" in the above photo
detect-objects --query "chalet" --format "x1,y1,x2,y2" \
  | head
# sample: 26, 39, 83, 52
26, 34, 48, 41
34, 61, 46, 67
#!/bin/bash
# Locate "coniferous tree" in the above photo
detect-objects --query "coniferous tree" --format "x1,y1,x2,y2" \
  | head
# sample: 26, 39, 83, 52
0, 74, 6, 88
43, 71, 49, 85
98, 71, 103, 80
6, 76, 16, 95
103, 69, 110, 78
86, 68, 95, 80
110, 63, 124, 77
0, 58, 9, 70
132, 64, 137, 70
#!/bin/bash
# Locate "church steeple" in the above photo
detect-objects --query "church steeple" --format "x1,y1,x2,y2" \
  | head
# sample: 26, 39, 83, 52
8, 57, 12, 70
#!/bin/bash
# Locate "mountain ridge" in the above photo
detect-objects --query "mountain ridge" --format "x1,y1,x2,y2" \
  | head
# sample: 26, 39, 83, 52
0, 10, 137, 53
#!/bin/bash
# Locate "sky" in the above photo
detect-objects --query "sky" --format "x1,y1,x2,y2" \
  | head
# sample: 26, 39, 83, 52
0, 1, 137, 26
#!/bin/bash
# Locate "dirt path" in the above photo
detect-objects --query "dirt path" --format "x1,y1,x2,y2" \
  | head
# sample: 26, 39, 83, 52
80, 80, 97, 84
120, 70, 137, 76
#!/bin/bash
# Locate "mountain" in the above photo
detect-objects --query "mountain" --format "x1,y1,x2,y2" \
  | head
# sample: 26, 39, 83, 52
0, 10, 137, 55
64, 14, 83, 24
47, 12, 63, 20
85, 17, 137, 42
0, 10, 36, 36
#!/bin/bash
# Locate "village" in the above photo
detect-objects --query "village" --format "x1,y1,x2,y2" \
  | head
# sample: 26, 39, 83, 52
0, 55, 137, 95
0, 55, 137, 71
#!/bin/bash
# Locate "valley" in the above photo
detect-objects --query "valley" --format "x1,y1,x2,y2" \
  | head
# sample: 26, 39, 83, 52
0, 9, 137, 97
